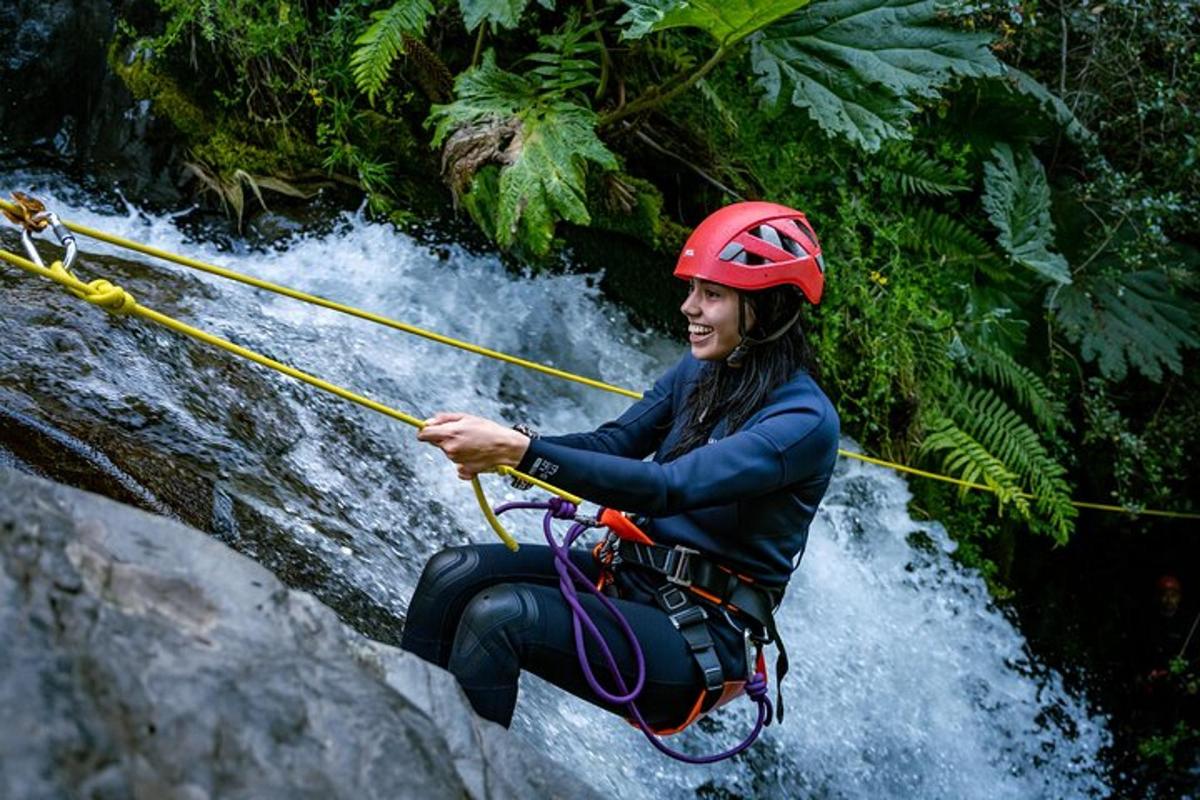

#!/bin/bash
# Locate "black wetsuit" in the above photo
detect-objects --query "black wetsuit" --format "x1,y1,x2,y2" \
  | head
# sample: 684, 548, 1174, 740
401, 354, 840, 727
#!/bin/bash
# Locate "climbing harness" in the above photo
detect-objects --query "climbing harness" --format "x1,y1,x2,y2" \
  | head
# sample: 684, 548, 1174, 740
2, 193, 1192, 521
493, 497, 773, 763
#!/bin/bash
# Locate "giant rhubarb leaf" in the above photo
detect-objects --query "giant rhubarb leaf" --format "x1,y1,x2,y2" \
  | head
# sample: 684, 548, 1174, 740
428, 52, 617, 256
1050, 272, 1200, 382
619, 0, 812, 45
749, 0, 1000, 151
981, 143, 1071, 285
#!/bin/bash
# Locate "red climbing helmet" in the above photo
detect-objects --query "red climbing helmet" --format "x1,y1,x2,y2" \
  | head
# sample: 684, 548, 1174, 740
674, 201, 825, 304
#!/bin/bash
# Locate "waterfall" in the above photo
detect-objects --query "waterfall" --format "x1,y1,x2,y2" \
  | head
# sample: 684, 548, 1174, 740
0, 170, 1111, 798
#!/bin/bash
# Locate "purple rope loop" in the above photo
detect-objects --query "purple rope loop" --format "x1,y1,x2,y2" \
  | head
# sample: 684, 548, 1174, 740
491, 498, 772, 763
547, 496, 578, 519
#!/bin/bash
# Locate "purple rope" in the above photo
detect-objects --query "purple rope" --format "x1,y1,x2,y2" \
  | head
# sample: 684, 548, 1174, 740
494, 499, 773, 764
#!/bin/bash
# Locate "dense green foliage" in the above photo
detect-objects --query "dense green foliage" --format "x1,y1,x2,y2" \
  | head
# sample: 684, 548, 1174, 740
111, 0, 1198, 561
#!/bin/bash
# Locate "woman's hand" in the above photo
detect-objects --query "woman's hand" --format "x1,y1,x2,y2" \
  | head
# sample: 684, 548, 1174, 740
416, 412, 532, 481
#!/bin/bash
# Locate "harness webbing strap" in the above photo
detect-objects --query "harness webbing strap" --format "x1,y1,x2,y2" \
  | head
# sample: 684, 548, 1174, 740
617, 538, 791, 719
617, 541, 780, 630
655, 585, 725, 694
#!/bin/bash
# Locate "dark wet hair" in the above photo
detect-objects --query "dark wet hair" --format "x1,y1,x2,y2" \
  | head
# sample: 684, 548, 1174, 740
664, 286, 820, 460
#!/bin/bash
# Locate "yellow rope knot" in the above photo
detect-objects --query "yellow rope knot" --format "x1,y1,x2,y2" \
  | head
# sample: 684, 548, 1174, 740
82, 278, 137, 315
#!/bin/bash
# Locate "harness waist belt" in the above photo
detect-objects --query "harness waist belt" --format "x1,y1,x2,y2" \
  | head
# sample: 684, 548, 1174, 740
616, 540, 781, 636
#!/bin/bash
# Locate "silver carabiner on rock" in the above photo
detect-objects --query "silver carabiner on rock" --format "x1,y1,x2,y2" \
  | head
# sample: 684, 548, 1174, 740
44, 212, 77, 270
21, 210, 77, 271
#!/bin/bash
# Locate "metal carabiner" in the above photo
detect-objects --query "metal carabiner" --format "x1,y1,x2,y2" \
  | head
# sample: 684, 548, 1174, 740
35, 211, 78, 271
5, 192, 75, 271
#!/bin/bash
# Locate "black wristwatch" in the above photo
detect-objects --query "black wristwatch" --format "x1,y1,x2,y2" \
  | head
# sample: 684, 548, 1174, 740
510, 424, 539, 490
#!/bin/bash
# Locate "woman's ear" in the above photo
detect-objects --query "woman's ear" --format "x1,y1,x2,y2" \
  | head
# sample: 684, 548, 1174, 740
741, 293, 757, 333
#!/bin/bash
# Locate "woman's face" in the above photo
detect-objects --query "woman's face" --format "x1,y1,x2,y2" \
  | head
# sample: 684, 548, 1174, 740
680, 278, 751, 361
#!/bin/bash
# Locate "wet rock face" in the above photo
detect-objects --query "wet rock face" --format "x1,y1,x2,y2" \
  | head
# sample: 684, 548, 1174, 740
0, 468, 597, 800
0, 0, 182, 204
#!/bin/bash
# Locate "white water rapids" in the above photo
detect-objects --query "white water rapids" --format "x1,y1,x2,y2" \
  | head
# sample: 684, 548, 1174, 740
0, 172, 1112, 798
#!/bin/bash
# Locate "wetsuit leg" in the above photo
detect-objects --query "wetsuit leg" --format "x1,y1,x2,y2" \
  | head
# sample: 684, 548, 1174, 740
447, 581, 706, 728
401, 543, 598, 669
401, 544, 713, 728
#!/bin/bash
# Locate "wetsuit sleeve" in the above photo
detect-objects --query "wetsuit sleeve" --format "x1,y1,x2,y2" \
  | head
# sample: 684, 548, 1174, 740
517, 401, 838, 516
535, 358, 683, 459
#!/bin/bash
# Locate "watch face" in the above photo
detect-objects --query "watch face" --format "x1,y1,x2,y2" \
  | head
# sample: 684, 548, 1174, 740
514, 423, 539, 438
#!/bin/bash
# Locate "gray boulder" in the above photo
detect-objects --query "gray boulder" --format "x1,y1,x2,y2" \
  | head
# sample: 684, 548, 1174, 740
0, 468, 596, 800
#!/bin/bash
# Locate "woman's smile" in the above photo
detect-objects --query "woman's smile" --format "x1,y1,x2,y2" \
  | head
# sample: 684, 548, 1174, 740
681, 279, 751, 360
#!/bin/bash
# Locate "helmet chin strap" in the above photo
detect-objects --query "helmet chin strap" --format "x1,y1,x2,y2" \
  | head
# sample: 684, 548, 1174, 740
725, 294, 803, 368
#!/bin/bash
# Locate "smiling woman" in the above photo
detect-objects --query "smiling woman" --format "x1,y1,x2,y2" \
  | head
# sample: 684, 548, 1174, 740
406, 201, 839, 742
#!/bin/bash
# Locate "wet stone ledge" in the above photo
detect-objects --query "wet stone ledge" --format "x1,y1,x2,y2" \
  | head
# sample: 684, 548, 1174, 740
0, 467, 596, 800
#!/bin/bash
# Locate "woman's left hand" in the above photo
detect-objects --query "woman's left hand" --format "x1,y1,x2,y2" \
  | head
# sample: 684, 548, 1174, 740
417, 412, 531, 480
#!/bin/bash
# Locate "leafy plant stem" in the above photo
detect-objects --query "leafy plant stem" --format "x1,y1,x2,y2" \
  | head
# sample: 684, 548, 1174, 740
1073, 210, 1130, 276
585, 0, 611, 103
471, 24, 485, 69
623, 121, 743, 199
599, 44, 729, 127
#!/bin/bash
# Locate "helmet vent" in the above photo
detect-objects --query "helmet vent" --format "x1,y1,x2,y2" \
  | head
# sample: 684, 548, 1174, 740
756, 224, 783, 249
718, 242, 744, 261
720, 242, 767, 266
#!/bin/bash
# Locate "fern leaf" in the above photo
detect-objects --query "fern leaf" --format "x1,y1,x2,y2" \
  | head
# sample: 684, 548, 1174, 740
968, 343, 1065, 433
981, 143, 1070, 284
882, 147, 968, 197
905, 207, 993, 260
920, 414, 1030, 517
518, 12, 604, 100
945, 382, 1076, 542
351, 0, 434, 105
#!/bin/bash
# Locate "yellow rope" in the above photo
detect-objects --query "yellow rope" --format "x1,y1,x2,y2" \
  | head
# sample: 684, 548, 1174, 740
0, 200, 640, 400
0, 244, 604, 550
3, 199, 1197, 523
843, 451, 1198, 521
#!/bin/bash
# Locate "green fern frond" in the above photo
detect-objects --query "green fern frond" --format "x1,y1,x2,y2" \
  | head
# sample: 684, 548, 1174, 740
944, 382, 1076, 541
882, 148, 969, 197
968, 343, 1065, 433
519, 11, 604, 100
905, 207, 993, 260
350, 0, 435, 105
919, 414, 1030, 517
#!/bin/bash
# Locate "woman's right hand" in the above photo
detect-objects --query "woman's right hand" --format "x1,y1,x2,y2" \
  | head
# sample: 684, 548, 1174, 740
417, 412, 531, 480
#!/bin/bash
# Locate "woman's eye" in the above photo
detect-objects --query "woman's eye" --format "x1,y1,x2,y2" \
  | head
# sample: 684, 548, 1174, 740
705, 290, 719, 299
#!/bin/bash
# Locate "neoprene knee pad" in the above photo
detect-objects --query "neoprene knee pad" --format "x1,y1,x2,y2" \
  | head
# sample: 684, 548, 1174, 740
418, 546, 482, 600
455, 585, 541, 657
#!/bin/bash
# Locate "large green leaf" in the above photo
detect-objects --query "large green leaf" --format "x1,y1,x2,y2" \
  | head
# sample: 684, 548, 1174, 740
1049, 271, 1200, 382
428, 53, 534, 147
350, 0, 435, 104
619, 0, 811, 45
427, 52, 617, 256
494, 101, 618, 253
981, 143, 1071, 284
460, 0, 554, 31
749, 0, 1000, 151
